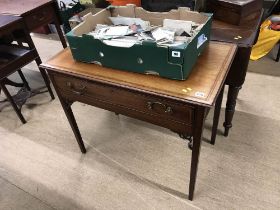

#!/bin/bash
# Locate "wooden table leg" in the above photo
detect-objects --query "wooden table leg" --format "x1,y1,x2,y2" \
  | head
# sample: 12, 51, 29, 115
56, 94, 86, 153
276, 43, 280, 62
211, 85, 224, 145
53, 16, 67, 49
0, 82, 26, 124
33, 56, 55, 100
223, 85, 241, 137
18, 69, 31, 91
24, 26, 55, 100
188, 106, 206, 200
38, 67, 55, 100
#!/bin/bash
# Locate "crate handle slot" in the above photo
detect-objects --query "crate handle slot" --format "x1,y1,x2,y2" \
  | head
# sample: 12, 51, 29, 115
197, 34, 208, 49
91, 61, 102, 66
144, 71, 159, 76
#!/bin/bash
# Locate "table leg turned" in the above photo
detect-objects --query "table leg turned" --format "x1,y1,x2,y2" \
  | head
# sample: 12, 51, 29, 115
189, 106, 206, 200
211, 85, 225, 145
223, 85, 241, 137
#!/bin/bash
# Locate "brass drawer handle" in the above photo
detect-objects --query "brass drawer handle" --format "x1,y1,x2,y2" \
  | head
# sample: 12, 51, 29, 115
66, 81, 86, 95
147, 101, 173, 114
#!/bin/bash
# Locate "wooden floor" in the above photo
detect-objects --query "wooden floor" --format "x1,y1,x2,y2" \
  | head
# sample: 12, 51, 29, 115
0, 36, 279, 210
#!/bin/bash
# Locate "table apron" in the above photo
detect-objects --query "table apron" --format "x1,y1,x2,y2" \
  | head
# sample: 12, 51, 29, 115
23, 4, 55, 31
50, 72, 194, 135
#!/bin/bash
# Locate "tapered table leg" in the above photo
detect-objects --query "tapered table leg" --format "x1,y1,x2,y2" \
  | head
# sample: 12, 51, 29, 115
33, 56, 55, 100
24, 27, 55, 100
188, 106, 207, 200
54, 17, 67, 48
18, 69, 31, 91
211, 85, 224, 145
56, 95, 86, 153
38, 67, 55, 100
223, 85, 241, 137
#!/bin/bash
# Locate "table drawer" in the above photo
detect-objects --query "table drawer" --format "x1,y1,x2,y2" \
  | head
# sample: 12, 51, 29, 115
24, 4, 54, 30
53, 74, 194, 125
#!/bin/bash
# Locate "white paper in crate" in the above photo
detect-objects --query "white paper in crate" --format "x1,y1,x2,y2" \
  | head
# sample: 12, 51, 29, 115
163, 19, 193, 35
109, 16, 150, 30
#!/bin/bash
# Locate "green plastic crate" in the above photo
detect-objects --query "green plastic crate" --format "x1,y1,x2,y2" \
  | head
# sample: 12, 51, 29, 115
66, 5, 213, 80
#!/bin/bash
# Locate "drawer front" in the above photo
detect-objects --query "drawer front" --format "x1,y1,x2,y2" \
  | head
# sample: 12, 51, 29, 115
24, 5, 54, 30
53, 74, 194, 125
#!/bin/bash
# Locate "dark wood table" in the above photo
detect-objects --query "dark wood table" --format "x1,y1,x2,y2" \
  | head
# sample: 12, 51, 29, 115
211, 10, 263, 136
0, 14, 54, 97
0, 15, 54, 123
0, 0, 67, 48
40, 42, 236, 200
0, 16, 38, 82
0, 15, 35, 91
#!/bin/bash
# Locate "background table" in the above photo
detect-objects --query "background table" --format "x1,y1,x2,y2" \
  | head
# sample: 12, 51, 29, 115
0, 0, 67, 48
211, 10, 263, 136
0, 15, 54, 123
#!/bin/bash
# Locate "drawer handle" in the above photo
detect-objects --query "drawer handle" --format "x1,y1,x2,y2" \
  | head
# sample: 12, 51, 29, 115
147, 101, 173, 114
66, 82, 86, 95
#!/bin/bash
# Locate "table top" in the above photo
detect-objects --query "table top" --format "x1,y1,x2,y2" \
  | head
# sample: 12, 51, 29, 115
212, 0, 257, 6
211, 10, 263, 46
0, 15, 23, 38
41, 41, 236, 107
0, 15, 21, 29
0, 0, 53, 16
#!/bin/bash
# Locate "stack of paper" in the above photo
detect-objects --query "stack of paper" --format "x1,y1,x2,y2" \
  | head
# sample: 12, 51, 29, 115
87, 17, 203, 48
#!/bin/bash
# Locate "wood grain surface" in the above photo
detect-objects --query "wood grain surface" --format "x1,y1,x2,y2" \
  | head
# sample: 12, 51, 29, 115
211, 10, 263, 46
0, 0, 52, 16
41, 41, 237, 107
0, 15, 21, 29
